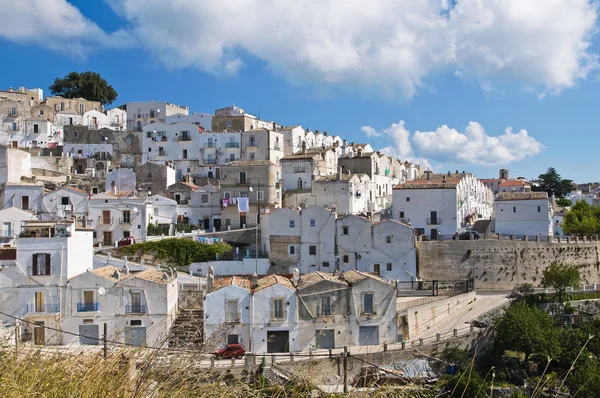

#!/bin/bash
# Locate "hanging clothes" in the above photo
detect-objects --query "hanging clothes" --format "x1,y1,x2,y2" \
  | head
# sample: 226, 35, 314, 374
237, 197, 249, 212
221, 198, 228, 207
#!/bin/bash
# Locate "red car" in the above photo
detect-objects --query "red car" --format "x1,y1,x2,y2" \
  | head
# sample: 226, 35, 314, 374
117, 236, 136, 247
214, 343, 245, 359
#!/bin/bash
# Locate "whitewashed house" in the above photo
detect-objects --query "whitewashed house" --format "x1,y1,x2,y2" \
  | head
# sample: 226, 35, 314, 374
165, 112, 212, 129
0, 220, 93, 345
393, 171, 494, 239
127, 101, 189, 131
341, 270, 397, 346
370, 220, 417, 282
147, 195, 177, 228
41, 186, 89, 221
494, 191, 552, 237
0, 207, 37, 240
251, 274, 298, 353
4, 184, 44, 214
189, 183, 222, 230
64, 265, 178, 347
105, 169, 136, 193
204, 275, 252, 349
0, 145, 33, 185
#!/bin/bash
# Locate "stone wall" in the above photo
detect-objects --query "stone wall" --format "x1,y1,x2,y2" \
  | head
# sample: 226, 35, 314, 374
418, 239, 600, 290
31, 155, 73, 175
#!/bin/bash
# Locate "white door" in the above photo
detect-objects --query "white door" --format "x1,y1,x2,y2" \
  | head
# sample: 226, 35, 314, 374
2, 222, 11, 237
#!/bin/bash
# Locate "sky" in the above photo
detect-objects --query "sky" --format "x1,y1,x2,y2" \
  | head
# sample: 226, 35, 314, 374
0, 0, 599, 182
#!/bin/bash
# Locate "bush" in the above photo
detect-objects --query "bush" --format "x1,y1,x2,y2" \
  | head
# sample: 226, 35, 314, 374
120, 238, 232, 267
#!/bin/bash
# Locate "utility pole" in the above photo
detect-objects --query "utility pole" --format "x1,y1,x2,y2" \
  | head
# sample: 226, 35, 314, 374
343, 346, 349, 393
103, 322, 108, 359
256, 179, 260, 274
14, 322, 19, 356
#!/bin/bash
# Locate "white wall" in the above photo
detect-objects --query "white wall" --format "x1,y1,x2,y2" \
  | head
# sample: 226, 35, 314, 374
251, 283, 298, 353
190, 259, 270, 276
4, 185, 43, 213
41, 188, 89, 220
0, 207, 36, 238
495, 198, 552, 236
105, 169, 136, 192
204, 285, 251, 349
393, 188, 459, 237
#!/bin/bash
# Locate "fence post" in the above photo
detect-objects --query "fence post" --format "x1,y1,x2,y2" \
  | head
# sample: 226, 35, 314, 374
309, 351, 313, 361
436, 333, 441, 342
453, 329, 458, 337
419, 338, 423, 346
272, 354, 276, 365
401, 341, 406, 350
470, 324, 475, 333
210, 358, 215, 368
290, 352, 294, 362
383, 343, 388, 352
231, 358, 235, 367
329, 348, 333, 358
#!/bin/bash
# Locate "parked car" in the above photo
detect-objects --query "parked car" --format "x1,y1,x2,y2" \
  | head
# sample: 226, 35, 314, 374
453, 231, 480, 240
117, 236, 136, 247
214, 343, 245, 359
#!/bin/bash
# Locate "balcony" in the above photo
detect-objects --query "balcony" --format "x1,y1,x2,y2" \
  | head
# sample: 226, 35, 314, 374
125, 305, 146, 314
158, 151, 167, 157
270, 310, 287, 322
294, 167, 306, 173
360, 304, 377, 316
426, 217, 442, 225
247, 141, 258, 148
225, 142, 240, 148
77, 302, 98, 312
177, 135, 191, 142
119, 218, 132, 225
225, 312, 241, 323
27, 266, 52, 276
26, 304, 59, 314
100, 217, 114, 225
203, 158, 218, 165
203, 143, 217, 148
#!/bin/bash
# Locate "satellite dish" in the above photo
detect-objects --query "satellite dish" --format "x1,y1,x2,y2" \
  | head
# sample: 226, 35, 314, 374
66, 227, 72, 233
133, 207, 139, 213
98, 287, 106, 296
332, 296, 337, 302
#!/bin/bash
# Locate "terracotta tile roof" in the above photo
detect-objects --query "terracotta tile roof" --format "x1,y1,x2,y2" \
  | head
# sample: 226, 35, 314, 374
296, 271, 347, 290
499, 180, 530, 187
0, 248, 16, 260
496, 192, 548, 201
480, 178, 504, 183
91, 265, 121, 282
394, 181, 460, 189
61, 186, 88, 195
254, 274, 296, 292
210, 276, 251, 292
281, 153, 320, 161
315, 173, 368, 182
228, 160, 275, 166
340, 270, 393, 285
371, 219, 412, 229
133, 268, 174, 284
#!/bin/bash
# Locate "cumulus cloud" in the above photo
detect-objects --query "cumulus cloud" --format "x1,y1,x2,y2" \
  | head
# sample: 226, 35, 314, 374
0, 0, 131, 57
362, 121, 544, 166
1, 0, 597, 96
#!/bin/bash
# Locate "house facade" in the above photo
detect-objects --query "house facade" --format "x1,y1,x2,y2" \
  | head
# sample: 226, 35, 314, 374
494, 191, 552, 237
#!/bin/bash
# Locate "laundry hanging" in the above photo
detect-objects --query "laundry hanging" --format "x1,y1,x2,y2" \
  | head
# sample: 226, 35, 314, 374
237, 197, 249, 212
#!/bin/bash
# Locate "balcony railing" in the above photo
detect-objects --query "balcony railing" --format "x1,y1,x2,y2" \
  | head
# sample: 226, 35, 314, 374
203, 143, 216, 148
235, 178, 251, 185
77, 302, 98, 312
26, 304, 59, 314
426, 217, 442, 225
177, 136, 191, 142
158, 151, 167, 157
270, 310, 287, 321
125, 305, 146, 314
360, 304, 377, 315
294, 167, 306, 173
119, 218, 132, 225
27, 266, 52, 276
274, 144, 281, 150
101, 217, 114, 225
225, 312, 241, 323
225, 142, 240, 148
203, 158, 218, 164
248, 141, 258, 147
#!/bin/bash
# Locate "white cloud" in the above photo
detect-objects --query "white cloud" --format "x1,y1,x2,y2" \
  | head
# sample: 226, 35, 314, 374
0, 0, 131, 57
362, 121, 545, 166
1, 0, 597, 96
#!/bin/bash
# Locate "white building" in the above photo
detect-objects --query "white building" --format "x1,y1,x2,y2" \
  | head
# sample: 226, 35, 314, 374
127, 101, 189, 131
10, 120, 63, 149
393, 172, 494, 239
64, 265, 178, 347
88, 192, 151, 246
553, 211, 565, 236
166, 113, 212, 130
142, 122, 202, 164
494, 191, 552, 237
105, 168, 136, 193
498, 180, 531, 193
0, 220, 93, 345
41, 186, 89, 221
4, 184, 44, 214
147, 195, 178, 227
0, 207, 37, 240
0, 146, 33, 185
189, 183, 222, 230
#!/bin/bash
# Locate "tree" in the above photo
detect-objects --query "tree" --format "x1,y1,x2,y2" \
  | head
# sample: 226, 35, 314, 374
533, 167, 573, 199
494, 302, 560, 362
556, 198, 571, 209
541, 262, 581, 303
49, 71, 118, 106
562, 200, 600, 237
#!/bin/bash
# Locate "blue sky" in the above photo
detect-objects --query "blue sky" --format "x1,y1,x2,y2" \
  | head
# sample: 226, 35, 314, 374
1, 0, 598, 182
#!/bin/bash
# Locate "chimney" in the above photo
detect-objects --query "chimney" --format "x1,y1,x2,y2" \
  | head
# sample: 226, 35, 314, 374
111, 180, 117, 196
112, 270, 120, 280
292, 268, 299, 286
207, 266, 214, 290
8, 87, 13, 92
251, 273, 259, 290
343, 139, 348, 147
302, 141, 307, 154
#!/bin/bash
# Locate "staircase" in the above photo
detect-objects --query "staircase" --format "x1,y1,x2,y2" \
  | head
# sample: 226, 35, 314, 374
167, 308, 204, 349
471, 219, 492, 234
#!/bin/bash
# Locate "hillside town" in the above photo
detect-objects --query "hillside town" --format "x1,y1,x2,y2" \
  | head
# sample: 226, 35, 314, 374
2, 84, 600, 395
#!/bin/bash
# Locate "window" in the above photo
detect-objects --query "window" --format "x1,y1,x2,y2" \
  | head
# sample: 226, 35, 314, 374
201, 195, 208, 203
21, 196, 29, 210
35, 291, 45, 312
362, 293, 375, 314
309, 245, 317, 255
239, 171, 247, 184
322, 261, 330, 268
74, 131, 79, 138
33, 124, 39, 134
387, 263, 392, 271
224, 192, 231, 199
230, 153, 235, 162
150, 109, 156, 118
159, 147, 165, 156
400, 211, 405, 218
147, 131, 152, 138
79, 104, 84, 113
137, 108, 141, 116
32, 253, 51, 276
239, 191, 248, 198
538, 206, 541, 213
39, 110, 44, 116
10, 107, 17, 116
310, 219, 316, 227
289, 220, 295, 228
271, 298, 285, 320
226, 299, 240, 322
249, 135, 256, 146
288, 245, 296, 255
406, 197, 410, 202
102, 210, 111, 225
249, 152, 255, 161
321, 296, 332, 316
257, 191, 264, 201
122, 210, 131, 224
148, 148, 152, 152
147, 172, 152, 178
130, 320, 142, 326
513, 206, 516, 213
61, 102, 65, 111
61, 197, 69, 205
11, 122, 16, 131
123, 231, 131, 238
342, 226, 349, 235
343, 255, 349, 263
386, 236, 392, 244
227, 119, 232, 127
182, 149, 188, 159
